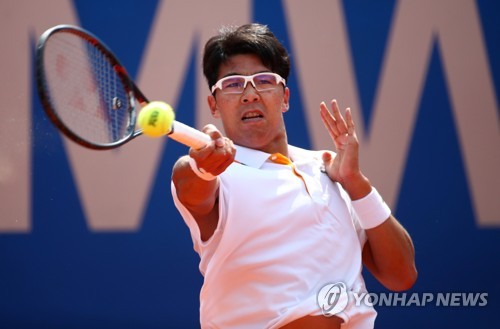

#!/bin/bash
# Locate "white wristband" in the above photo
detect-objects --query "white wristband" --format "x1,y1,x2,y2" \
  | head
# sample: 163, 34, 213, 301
352, 187, 391, 230
188, 157, 217, 181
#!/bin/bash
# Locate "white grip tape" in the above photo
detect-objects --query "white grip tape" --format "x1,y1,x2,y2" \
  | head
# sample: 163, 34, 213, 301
352, 187, 391, 229
169, 121, 211, 150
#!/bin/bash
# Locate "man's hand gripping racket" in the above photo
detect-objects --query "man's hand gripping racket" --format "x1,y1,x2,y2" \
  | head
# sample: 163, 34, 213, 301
35, 24, 211, 150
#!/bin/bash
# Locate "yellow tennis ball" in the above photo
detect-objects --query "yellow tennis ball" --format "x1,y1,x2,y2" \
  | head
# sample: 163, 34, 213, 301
138, 101, 175, 137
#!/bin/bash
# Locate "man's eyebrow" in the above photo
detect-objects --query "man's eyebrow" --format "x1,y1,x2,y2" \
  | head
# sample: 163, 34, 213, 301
219, 70, 271, 79
219, 70, 273, 80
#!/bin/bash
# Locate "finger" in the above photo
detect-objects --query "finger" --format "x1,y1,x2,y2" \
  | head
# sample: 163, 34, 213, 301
331, 99, 348, 134
203, 140, 235, 175
191, 135, 235, 173
202, 124, 225, 147
223, 137, 235, 153
322, 151, 333, 164
189, 144, 213, 160
202, 123, 220, 135
212, 153, 235, 175
212, 137, 233, 157
345, 107, 356, 136
203, 126, 222, 141
320, 101, 340, 138
189, 132, 217, 159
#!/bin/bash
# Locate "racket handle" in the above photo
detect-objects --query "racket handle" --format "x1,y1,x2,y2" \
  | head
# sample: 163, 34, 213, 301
168, 121, 212, 150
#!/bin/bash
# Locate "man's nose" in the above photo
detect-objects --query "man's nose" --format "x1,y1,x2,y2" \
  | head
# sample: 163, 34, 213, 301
241, 82, 260, 103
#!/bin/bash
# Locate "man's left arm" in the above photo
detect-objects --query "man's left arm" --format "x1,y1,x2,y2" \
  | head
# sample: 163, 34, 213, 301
361, 212, 417, 291
339, 169, 417, 291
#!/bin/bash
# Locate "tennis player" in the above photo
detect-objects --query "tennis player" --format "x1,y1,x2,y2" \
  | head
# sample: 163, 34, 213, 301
171, 23, 417, 329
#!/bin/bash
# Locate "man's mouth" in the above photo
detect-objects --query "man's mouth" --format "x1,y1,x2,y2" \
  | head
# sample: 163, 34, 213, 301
242, 110, 264, 122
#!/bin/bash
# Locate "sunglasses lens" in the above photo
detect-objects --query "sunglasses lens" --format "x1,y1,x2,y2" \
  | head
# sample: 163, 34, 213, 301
220, 77, 246, 93
253, 74, 278, 91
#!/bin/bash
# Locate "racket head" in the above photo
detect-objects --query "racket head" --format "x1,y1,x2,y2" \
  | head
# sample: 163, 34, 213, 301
36, 25, 145, 149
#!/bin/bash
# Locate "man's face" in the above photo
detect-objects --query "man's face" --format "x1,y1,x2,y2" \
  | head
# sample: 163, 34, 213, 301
208, 54, 290, 153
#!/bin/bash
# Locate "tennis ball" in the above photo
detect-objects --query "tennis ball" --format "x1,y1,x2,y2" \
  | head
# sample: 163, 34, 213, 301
138, 101, 175, 137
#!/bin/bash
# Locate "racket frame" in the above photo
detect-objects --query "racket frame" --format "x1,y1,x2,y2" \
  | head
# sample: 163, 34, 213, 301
36, 24, 148, 150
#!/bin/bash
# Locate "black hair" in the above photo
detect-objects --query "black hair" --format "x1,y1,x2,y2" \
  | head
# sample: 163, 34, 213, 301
202, 23, 291, 90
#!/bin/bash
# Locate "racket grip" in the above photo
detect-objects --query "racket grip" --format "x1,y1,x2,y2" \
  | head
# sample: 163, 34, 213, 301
168, 121, 212, 150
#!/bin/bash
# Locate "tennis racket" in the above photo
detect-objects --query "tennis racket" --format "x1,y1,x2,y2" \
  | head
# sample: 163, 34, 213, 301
35, 24, 211, 150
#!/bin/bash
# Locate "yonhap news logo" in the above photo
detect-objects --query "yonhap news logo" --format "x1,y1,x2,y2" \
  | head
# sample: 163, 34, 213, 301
317, 282, 488, 316
317, 282, 349, 316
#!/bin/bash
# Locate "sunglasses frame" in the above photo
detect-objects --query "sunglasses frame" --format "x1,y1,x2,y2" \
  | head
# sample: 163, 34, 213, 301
211, 72, 286, 94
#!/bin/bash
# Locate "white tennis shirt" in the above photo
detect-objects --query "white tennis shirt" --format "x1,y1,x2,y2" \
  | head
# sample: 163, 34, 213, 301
171, 145, 376, 328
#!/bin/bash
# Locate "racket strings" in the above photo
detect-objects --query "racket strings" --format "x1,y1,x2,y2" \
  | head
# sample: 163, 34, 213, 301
43, 32, 131, 145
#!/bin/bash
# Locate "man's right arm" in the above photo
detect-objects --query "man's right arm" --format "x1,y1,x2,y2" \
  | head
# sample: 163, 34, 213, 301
171, 124, 235, 241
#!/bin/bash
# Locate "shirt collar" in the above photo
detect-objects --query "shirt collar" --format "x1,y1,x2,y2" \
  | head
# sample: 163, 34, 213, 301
234, 144, 313, 169
234, 145, 271, 169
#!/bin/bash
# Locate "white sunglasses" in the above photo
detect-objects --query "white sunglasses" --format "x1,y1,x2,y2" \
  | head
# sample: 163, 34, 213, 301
211, 72, 286, 94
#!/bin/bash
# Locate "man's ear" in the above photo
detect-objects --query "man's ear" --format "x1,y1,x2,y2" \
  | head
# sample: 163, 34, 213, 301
282, 87, 290, 112
208, 95, 220, 118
